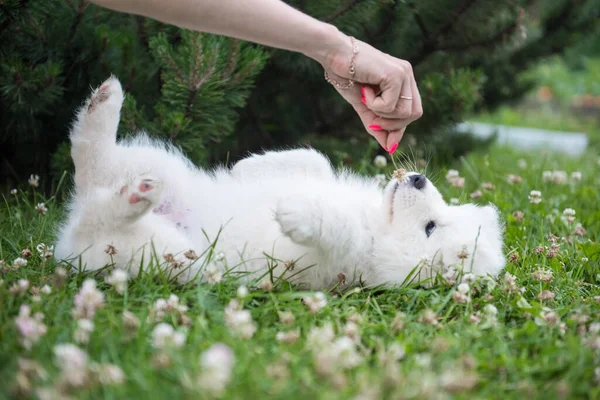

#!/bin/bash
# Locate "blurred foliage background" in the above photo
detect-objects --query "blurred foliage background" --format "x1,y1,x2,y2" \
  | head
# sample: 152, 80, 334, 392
1, 0, 599, 193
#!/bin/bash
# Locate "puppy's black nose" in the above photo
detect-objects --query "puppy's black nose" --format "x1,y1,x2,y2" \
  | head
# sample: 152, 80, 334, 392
410, 174, 426, 190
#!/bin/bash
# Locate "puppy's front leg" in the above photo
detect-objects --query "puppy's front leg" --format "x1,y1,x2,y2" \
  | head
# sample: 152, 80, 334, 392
275, 195, 371, 260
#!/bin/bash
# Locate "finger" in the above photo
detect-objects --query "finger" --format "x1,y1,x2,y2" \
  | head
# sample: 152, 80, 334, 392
369, 71, 402, 115
395, 73, 414, 119
409, 73, 423, 121
369, 116, 410, 133
355, 106, 389, 150
386, 127, 406, 152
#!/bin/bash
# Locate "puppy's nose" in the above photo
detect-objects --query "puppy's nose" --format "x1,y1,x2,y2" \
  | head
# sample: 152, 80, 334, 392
410, 174, 426, 190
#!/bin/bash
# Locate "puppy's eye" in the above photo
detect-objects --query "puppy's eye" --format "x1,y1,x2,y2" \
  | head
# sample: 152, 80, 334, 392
425, 221, 436, 237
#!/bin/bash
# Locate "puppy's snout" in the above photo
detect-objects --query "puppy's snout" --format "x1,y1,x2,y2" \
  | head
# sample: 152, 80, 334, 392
410, 174, 426, 190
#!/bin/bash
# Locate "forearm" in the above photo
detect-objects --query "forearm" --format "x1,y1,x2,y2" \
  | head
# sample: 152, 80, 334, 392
88, 0, 347, 65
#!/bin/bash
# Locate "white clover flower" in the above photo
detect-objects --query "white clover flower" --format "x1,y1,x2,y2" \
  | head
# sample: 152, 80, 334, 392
444, 169, 464, 186
278, 310, 295, 325
40, 285, 51, 295
552, 170, 568, 184
535, 308, 561, 327
36, 243, 54, 259
470, 190, 482, 199
571, 171, 582, 181
90, 363, 125, 385
53, 344, 89, 387
303, 292, 327, 313
483, 304, 498, 316
151, 323, 186, 349
197, 343, 235, 396
15, 304, 47, 350
72, 279, 105, 320
542, 171, 553, 182
445, 170, 459, 181
462, 273, 476, 284
224, 300, 256, 339
452, 291, 470, 304
122, 310, 140, 337
307, 322, 336, 351
10, 188, 17, 195
105, 269, 129, 295
457, 283, 470, 294
258, 277, 273, 292
236, 285, 249, 299
517, 159, 527, 169
450, 198, 459, 205
507, 174, 523, 184
343, 321, 361, 343
203, 263, 222, 285
9, 279, 30, 296
451, 176, 465, 188
531, 268, 553, 282
562, 208, 576, 224
28, 174, 40, 188
74, 319, 94, 344
528, 190, 542, 204
373, 155, 387, 168
35, 203, 48, 215
276, 329, 301, 344
13, 257, 28, 269
148, 294, 189, 323
312, 335, 363, 376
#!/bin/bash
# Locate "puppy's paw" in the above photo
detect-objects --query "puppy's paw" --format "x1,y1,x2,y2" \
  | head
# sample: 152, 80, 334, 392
117, 175, 164, 219
86, 75, 124, 114
275, 196, 321, 246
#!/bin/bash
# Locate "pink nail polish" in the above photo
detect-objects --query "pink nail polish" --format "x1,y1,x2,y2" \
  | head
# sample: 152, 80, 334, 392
369, 124, 382, 130
361, 96, 366, 104
361, 86, 365, 97
388, 143, 398, 154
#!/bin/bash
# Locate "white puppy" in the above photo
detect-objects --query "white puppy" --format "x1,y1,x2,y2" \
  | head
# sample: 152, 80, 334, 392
55, 77, 505, 289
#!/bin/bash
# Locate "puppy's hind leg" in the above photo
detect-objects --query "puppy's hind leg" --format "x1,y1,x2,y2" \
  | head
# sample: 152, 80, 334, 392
70, 76, 125, 190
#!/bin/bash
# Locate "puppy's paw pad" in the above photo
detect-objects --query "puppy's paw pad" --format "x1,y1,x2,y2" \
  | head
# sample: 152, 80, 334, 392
275, 197, 320, 245
86, 76, 124, 113
121, 176, 163, 205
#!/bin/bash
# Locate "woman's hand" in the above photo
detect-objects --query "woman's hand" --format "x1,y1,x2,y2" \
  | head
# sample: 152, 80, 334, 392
309, 29, 423, 153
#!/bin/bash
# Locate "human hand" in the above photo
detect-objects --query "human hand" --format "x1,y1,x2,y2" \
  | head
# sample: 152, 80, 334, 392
311, 31, 423, 153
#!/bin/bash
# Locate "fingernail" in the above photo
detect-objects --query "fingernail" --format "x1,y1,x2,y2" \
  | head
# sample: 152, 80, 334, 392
361, 96, 366, 104
388, 142, 398, 154
368, 124, 382, 130
361, 86, 365, 97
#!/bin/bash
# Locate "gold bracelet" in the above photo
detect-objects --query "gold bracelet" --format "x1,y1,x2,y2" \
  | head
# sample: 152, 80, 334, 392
324, 36, 359, 90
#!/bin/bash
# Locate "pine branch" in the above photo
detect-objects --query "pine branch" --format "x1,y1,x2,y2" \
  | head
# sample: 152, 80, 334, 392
135, 16, 150, 50
0, 0, 31, 36
407, 1, 430, 40
410, 0, 480, 65
68, 0, 88, 45
223, 40, 241, 78
431, 0, 478, 39
325, 0, 367, 23
437, 22, 518, 52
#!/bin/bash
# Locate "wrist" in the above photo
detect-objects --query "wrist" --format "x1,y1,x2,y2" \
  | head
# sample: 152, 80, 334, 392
303, 23, 351, 70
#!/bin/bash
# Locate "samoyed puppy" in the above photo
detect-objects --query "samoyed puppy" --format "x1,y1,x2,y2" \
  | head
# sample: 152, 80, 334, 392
54, 77, 505, 289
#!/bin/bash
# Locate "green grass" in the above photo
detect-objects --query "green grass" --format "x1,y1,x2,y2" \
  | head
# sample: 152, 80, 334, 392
1, 145, 600, 400
471, 105, 600, 140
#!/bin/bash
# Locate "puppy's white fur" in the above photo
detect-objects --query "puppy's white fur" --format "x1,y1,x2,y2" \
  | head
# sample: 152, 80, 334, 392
55, 77, 505, 289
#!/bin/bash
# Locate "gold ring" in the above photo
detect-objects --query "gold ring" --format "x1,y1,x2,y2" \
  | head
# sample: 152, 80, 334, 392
400, 96, 413, 100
